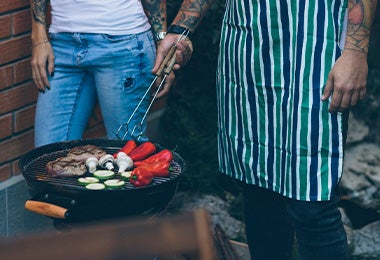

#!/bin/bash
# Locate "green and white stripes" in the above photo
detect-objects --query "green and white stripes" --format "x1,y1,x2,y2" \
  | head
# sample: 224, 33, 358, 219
217, 0, 347, 201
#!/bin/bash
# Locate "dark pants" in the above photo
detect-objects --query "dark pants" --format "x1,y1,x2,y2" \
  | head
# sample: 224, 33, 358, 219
240, 183, 349, 260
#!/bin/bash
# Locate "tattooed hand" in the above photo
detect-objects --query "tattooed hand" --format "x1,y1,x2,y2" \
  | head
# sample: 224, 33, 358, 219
151, 34, 193, 98
322, 0, 377, 112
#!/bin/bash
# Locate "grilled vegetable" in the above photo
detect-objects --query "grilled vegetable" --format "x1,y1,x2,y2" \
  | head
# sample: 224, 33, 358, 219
85, 183, 106, 190
130, 167, 154, 187
85, 157, 99, 173
113, 140, 137, 158
116, 152, 133, 173
98, 154, 115, 171
128, 142, 156, 161
78, 177, 100, 185
120, 171, 132, 179
104, 179, 125, 188
137, 161, 171, 177
93, 170, 115, 180
133, 149, 173, 167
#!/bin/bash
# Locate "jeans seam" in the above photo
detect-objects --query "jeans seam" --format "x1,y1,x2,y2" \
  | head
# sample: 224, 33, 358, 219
66, 73, 87, 140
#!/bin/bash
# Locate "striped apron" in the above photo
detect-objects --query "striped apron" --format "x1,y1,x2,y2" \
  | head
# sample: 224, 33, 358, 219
216, 0, 348, 201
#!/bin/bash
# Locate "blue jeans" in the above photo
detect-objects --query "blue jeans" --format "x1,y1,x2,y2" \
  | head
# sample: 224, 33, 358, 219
34, 31, 156, 147
240, 183, 348, 260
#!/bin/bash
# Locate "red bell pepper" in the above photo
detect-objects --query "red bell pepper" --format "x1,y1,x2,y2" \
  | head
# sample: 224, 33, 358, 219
130, 167, 154, 187
128, 141, 156, 161
133, 149, 173, 167
113, 140, 137, 158
137, 161, 171, 177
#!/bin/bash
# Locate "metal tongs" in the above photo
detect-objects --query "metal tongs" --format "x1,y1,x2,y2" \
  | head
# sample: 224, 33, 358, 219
115, 30, 190, 140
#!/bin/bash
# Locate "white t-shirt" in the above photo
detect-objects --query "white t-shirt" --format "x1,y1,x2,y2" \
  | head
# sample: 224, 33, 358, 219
49, 0, 150, 35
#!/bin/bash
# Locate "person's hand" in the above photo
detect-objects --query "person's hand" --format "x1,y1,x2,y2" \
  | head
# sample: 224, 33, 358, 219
151, 33, 193, 98
31, 42, 54, 93
321, 49, 368, 113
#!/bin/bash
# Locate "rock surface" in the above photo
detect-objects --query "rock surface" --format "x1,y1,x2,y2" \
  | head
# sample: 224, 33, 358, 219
166, 192, 246, 240
351, 221, 380, 259
341, 143, 380, 210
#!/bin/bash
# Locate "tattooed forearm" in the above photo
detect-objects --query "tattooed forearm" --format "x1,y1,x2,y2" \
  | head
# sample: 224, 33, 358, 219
142, 0, 167, 33
345, 0, 378, 53
31, 0, 48, 25
172, 0, 216, 31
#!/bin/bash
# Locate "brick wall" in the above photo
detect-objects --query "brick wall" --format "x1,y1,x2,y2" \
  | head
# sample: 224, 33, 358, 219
0, 1, 106, 183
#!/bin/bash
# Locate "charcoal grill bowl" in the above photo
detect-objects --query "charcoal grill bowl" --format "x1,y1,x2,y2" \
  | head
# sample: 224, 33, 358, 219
19, 139, 186, 223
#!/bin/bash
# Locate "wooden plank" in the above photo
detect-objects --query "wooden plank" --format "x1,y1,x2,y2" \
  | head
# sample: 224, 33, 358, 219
0, 209, 217, 260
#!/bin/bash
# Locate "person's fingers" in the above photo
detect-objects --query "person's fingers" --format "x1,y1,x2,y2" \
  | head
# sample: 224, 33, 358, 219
350, 91, 359, 107
329, 91, 343, 113
339, 92, 352, 112
154, 72, 175, 99
321, 73, 334, 101
359, 88, 366, 100
48, 53, 55, 77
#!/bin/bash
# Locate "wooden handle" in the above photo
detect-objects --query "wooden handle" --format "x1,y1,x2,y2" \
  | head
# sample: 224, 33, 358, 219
25, 200, 68, 219
156, 45, 176, 76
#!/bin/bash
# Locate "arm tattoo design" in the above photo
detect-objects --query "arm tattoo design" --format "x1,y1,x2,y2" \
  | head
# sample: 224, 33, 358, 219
174, 0, 215, 31
31, 0, 47, 25
346, 0, 378, 53
142, 0, 167, 33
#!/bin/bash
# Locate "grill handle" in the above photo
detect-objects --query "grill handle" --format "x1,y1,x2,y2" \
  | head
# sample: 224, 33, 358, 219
25, 200, 68, 219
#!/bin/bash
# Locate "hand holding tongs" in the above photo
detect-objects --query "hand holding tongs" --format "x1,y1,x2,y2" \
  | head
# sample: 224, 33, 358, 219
116, 30, 190, 140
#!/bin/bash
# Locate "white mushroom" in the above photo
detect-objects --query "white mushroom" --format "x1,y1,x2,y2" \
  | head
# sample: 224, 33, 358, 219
85, 157, 99, 173
116, 152, 133, 173
98, 154, 115, 171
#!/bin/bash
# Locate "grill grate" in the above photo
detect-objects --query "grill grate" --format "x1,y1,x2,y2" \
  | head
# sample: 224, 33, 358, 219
21, 140, 183, 192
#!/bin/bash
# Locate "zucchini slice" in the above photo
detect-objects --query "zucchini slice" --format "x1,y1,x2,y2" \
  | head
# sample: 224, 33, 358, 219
120, 171, 132, 179
104, 179, 125, 188
85, 183, 106, 190
78, 177, 99, 185
93, 170, 115, 180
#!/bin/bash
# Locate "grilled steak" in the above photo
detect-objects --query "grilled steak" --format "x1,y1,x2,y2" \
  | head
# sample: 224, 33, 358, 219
67, 145, 106, 162
46, 157, 87, 177
46, 145, 106, 177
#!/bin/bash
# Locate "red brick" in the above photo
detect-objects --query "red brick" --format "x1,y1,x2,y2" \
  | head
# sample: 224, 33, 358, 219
0, 131, 34, 162
0, 81, 38, 114
12, 160, 21, 176
0, 163, 12, 182
12, 10, 31, 35
14, 58, 32, 84
0, 0, 29, 13
14, 105, 35, 133
0, 113, 12, 139
0, 15, 11, 39
0, 64, 13, 90
0, 35, 31, 65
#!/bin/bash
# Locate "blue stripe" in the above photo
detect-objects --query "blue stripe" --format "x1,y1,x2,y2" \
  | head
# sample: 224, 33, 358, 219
330, 112, 339, 188
223, 23, 234, 174
279, 1, 291, 194
330, 45, 343, 189
233, 8, 246, 180
333, 0, 341, 41
291, 1, 306, 196
244, 2, 260, 184
259, 0, 274, 188
309, 1, 326, 199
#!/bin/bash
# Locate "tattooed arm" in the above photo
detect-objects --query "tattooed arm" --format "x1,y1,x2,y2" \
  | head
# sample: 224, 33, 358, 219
322, 0, 378, 113
141, 0, 167, 42
30, 0, 54, 92
345, 0, 378, 53
170, 0, 216, 33
151, 0, 215, 97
